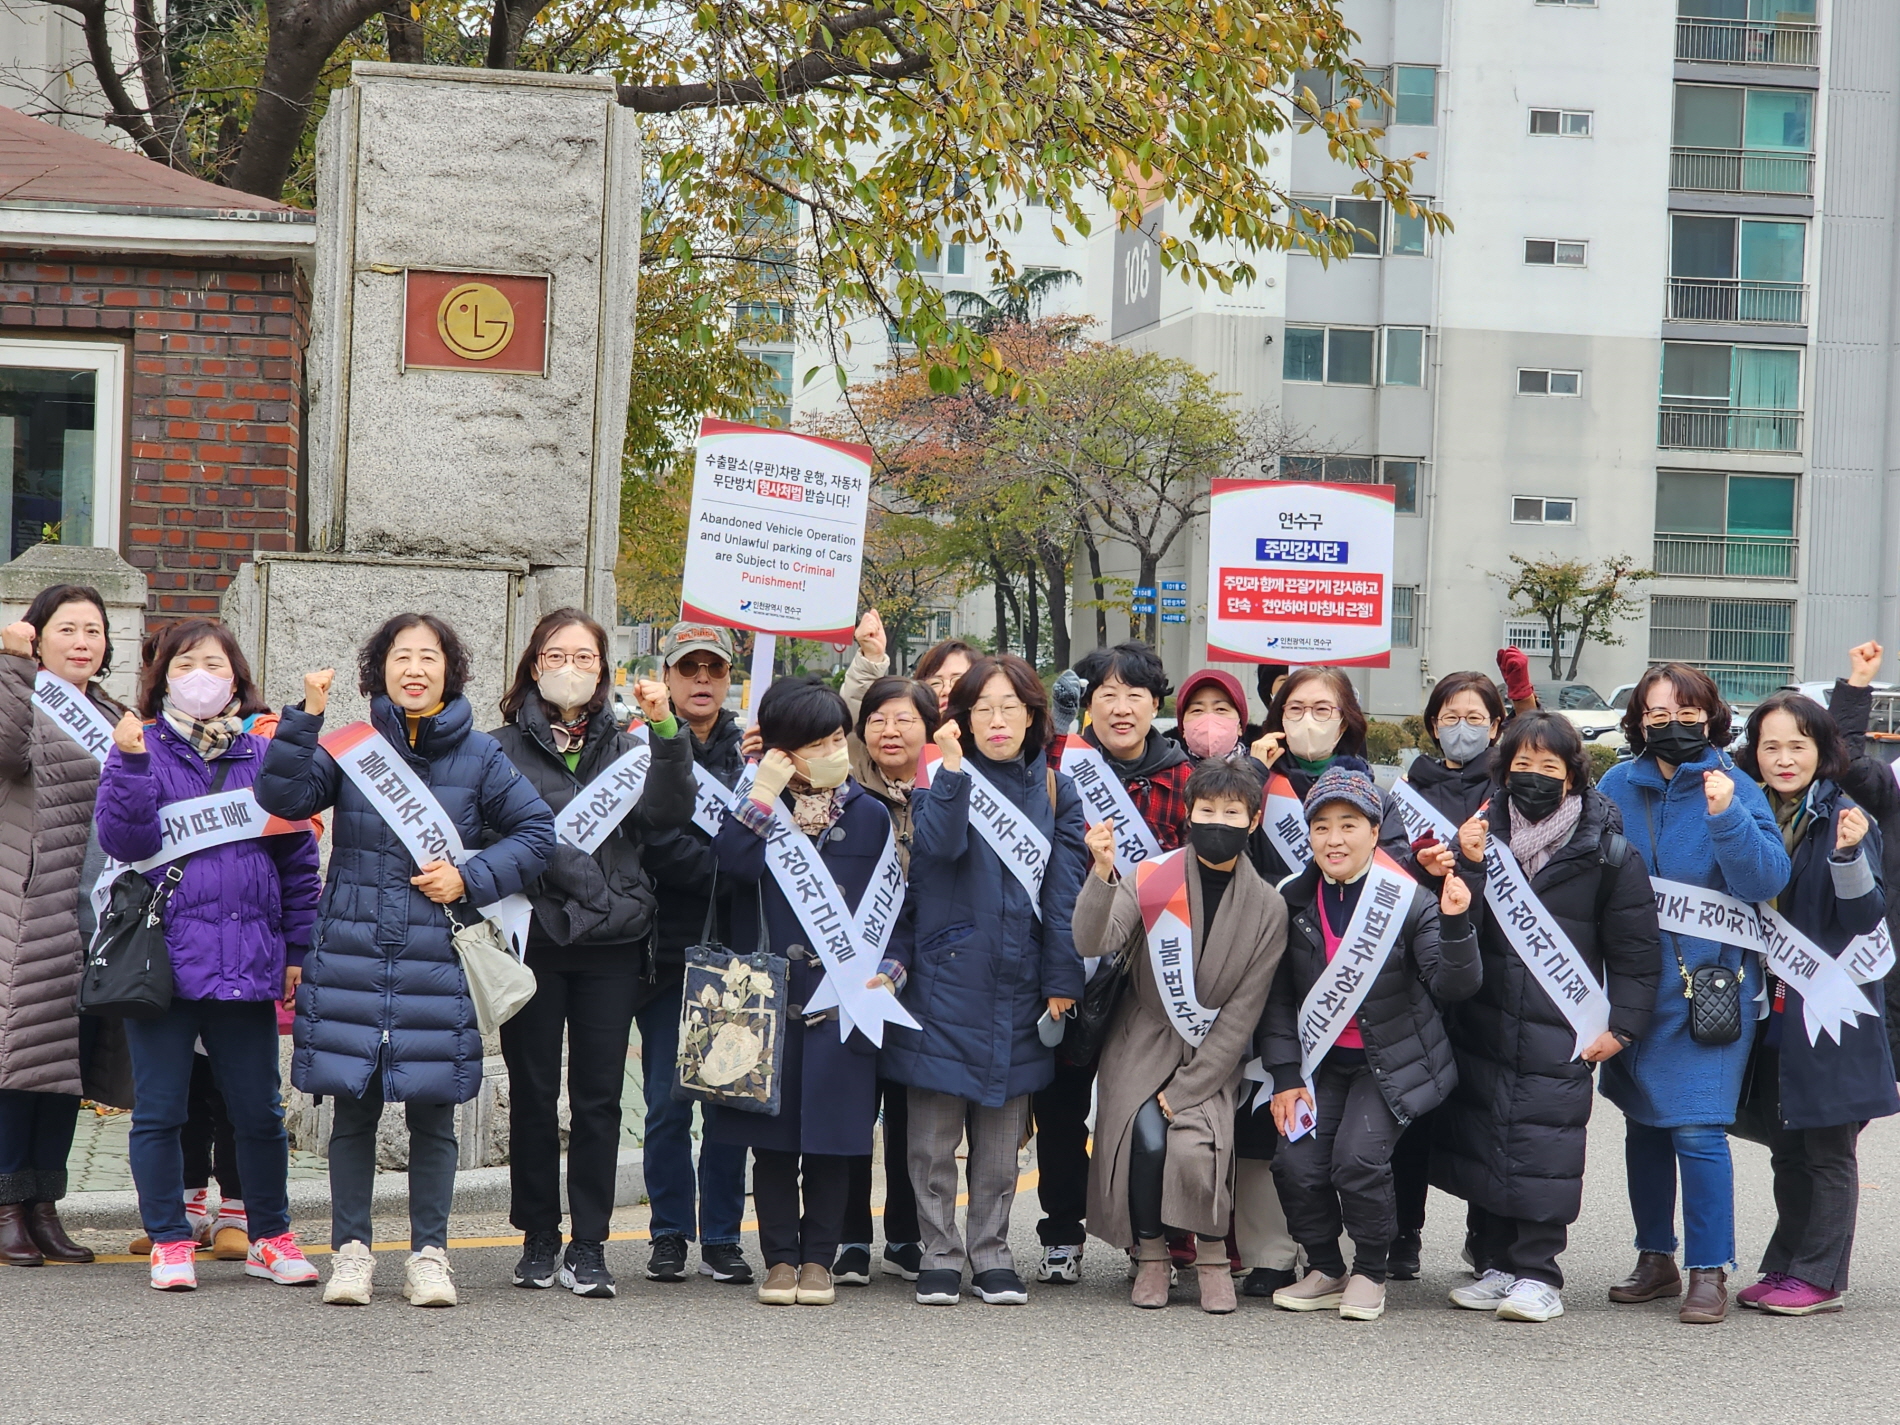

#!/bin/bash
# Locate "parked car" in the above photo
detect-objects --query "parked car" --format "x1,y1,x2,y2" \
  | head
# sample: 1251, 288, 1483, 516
1608, 683, 1636, 711
1785, 680, 1900, 767
1532, 681, 1626, 750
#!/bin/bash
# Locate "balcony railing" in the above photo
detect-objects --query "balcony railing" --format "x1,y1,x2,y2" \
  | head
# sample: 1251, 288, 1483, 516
1658, 403, 1803, 452
1653, 532, 1798, 580
1671, 146, 1814, 196
1667, 276, 1808, 325
1675, 16, 1819, 67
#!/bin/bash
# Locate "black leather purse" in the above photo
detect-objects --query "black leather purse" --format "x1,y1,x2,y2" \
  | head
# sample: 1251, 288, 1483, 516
1643, 790, 1744, 1046
1059, 945, 1131, 1066
78, 865, 183, 1020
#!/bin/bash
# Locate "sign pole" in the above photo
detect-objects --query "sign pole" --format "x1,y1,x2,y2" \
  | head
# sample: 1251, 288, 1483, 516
748, 633, 777, 712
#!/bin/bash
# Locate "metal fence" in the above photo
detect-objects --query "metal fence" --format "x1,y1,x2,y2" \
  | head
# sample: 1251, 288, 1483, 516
1670, 147, 1813, 196
1667, 276, 1807, 325
1652, 532, 1797, 580
1675, 17, 1819, 67
1658, 404, 1803, 452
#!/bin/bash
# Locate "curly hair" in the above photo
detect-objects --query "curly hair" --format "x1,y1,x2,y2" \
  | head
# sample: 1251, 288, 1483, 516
357, 613, 472, 703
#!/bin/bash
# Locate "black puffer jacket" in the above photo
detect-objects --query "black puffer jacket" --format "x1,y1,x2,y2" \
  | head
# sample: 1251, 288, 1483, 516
1259, 863, 1480, 1126
639, 709, 746, 972
1385, 750, 1494, 899
1823, 679, 1900, 1070
489, 699, 696, 966
1431, 789, 1660, 1225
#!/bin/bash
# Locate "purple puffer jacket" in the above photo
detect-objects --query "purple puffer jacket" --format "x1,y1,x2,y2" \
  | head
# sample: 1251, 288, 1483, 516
96, 717, 322, 1002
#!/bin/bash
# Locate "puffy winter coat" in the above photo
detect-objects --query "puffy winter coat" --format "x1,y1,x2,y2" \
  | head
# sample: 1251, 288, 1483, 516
1821, 679, 1900, 1072
1598, 745, 1790, 1128
95, 718, 322, 1002
1431, 790, 1661, 1224
1389, 751, 1495, 899
256, 696, 556, 1105
1247, 754, 1415, 883
1258, 863, 1480, 1127
879, 750, 1089, 1106
640, 710, 747, 969
488, 699, 695, 967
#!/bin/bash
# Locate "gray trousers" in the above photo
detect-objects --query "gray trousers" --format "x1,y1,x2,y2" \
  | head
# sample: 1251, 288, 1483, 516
1235, 1157, 1298, 1271
1756, 1051, 1861, 1291
327, 1073, 458, 1251
906, 1087, 1028, 1276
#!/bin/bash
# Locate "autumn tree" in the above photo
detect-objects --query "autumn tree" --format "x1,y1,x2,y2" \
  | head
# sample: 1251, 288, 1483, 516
1498, 553, 1656, 681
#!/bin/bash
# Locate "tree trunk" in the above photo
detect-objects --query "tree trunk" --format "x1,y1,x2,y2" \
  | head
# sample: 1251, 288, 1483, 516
1544, 612, 1565, 679
485, 0, 538, 68
1082, 531, 1108, 648
991, 558, 1011, 655
384, 1, 425, 62
1024, 565, 1041, 670
1566, 631, 1589, 681
1040, 545, 1071, 670
1138, 553, 1159, 646
228, 0, 386, 199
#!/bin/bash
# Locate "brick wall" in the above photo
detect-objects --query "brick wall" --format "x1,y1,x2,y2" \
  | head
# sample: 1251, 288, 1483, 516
0, 251, 309, 618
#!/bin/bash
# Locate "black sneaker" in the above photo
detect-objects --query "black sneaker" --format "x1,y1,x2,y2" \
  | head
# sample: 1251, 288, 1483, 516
645, 1234, 689, 1283
915, 1268, 961, 1305
1387, 1230, 1423, 1282
559, 1238, 616, 1299
512, 1229, 562, 1289
1242, 1267, 1297, 1298
833, 1246, 872, 1286
698, 1241, 753, 1284
881, 1242, 923, 1281
971, 1267, 1029, 1305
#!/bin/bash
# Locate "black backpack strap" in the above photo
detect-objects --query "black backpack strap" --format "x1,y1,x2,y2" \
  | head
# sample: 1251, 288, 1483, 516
1593, 829, 1628, 921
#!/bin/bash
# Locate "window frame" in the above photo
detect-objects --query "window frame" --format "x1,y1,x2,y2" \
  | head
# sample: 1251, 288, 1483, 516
1517, 367, 1583, 397
1512, 495, 1577, 525
1529, 108, 1593, 137
1381, 458, 1422, 515
0, 336, 125, 557
1393, 67, 1438, 127
1393, 585, 1419, 647
1524, 238, 1590, 267
1283, 325, 1380, 386
1383, 327, 1427, 387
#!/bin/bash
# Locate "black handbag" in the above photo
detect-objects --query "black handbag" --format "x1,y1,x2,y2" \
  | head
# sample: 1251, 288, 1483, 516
1643, 792, 1743, 1047
1060, 946, 1132, 1066
672, 875, 789, 1116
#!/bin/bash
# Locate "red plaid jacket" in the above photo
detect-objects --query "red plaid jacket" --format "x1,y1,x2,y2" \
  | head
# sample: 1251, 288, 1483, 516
1047, 735, 1192, 851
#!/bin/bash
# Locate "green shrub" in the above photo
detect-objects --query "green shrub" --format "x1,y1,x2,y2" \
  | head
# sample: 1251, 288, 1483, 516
1364, 719, 1411, 766
1400, 714, 1427, 749
1587, 743, 1618, 785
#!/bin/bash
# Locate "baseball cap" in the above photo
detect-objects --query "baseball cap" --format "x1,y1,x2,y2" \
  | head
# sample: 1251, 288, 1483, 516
1177, 668, 1247, 715
659, 621, 735, 667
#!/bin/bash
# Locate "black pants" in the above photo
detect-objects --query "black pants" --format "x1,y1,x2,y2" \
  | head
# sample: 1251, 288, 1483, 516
1032, 1051, 1096, 1245
753, 1149, 849, 1269
1391, 1110, 1433, 1235
1467, 1203, 1569, 1289
182, 1053, 241, 1196
1272, 1055, 1402, 1283
842, 1078, 919, 1245
500, 961, 641, 1243
1754, 1050, 1861, 1291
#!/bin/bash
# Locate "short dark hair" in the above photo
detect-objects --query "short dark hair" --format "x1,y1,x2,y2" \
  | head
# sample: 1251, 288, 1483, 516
1423, 671, 1506, 750
499, 608, 610, 723
1265, 667, 1368, 759
1185, 757, 1264, 813
855, 675, 938, 743
757, 675, 853, 753
947, 653, 1053, 762
1494, 710, 1593, 793
1620, 662, 1732, 755
913, 638, 981, 685
1083, 641, 1170, 707
24, 583, 112, 677
1737, 692, 1850, 785
358, 613, 472, 703
137, 618, 268, 721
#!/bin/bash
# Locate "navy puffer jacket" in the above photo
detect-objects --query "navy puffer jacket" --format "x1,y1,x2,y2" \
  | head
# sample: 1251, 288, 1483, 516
257, 696, 556, 1104
879, 750, 1089, 1107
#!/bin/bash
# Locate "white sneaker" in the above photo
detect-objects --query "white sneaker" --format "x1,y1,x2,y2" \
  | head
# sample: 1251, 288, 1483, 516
1496, 1278, 1564, 1322
323, 1240, 375, 1305
1035, 1244, 1083, 1284
1449, 1268, 1517, 1311
149, 1240, 198, 1292
403, 1246, 457, 1307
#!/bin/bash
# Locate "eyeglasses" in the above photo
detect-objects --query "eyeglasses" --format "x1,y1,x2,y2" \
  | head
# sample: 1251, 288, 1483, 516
540, 651, 601, 671
972, 700, 1029, 721
1436, 713, 1493, 728
1642, 708, 1709, 728
1282, 702, 1339, 722
671, 656, 728, 679
865, 712, 923, 732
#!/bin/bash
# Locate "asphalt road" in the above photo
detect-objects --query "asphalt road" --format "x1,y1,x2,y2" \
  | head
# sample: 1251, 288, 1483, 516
6, 1109, 1897, 1425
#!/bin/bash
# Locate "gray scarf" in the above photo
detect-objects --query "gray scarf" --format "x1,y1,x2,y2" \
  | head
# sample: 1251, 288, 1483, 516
1510, 794, 1583, 878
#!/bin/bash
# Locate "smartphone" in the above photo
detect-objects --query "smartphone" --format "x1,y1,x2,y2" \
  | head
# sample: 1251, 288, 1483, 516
1284, 1096, 1318, 1142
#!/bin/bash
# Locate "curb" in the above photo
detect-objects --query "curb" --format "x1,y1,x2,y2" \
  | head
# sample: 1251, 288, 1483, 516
60, 1149, 645, 1232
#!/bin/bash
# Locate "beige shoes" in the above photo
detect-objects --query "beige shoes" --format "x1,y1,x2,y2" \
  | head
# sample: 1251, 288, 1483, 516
403, 1246, 457, 1307
1130, 1258, 1171, 1309
323, 1241, 374, 1305
1272, 1269, 1348, 1311
1197, 1263, 1237, 1315
758, 1263, 799, 1305
796, 1263, 835, 1305
1339, 1274, 1386, 1321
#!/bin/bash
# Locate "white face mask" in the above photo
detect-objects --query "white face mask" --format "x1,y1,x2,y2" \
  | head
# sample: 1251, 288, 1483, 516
1283, 716, 1341, 762
169, 669, 234, 720
801, 746, 851, 790
538, 666, 598, 714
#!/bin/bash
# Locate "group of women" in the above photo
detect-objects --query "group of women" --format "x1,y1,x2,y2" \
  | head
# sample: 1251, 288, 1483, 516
0, 581, 1888, 1327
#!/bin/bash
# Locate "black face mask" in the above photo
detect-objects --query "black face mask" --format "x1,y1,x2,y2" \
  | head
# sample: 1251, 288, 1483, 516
1506, 770, 1567, 824
1644, 720, 1711, 767
1189, 820, 1252, 865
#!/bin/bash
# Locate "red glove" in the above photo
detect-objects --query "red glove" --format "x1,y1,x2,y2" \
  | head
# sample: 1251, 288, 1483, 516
1496, 646, 1535, 703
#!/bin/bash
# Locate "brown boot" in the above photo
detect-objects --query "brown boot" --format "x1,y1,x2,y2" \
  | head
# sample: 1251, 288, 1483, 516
1608, 1251, 1681, 1303
1680, 1267, 1728, 1324
1197, 1263, 1237, 1315
0, 1204, 44, 1266
25, 1203, 92, 1263
1131, 1258, 1171, 1309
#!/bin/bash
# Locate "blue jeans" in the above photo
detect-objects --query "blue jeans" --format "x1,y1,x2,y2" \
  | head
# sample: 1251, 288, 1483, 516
124, 998, 289, 1244
1625, 1119, 1736, 1270
633, 976, 746, 1245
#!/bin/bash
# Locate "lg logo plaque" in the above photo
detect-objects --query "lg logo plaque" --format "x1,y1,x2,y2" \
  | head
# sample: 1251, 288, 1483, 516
401, 270, 550, 375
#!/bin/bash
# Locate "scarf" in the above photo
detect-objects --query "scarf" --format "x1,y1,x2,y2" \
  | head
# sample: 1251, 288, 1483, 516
550, 711, 591, 755
788, 784, 845, 838
1509, 793, 1582, 878
162, 699, 245, 760
1767, 785, 1809, 857
1291, 751, 1334, 777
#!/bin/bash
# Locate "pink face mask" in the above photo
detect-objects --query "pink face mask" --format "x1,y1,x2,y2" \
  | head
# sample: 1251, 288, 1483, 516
1183, 712, 1241, 759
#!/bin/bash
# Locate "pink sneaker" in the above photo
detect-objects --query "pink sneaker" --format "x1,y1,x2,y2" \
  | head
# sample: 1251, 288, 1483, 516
1757, 1278, 1843, 1316
149, 1240, 198, 1292
245, 1232, 320, 1286
1737, 1272, 1791, 1308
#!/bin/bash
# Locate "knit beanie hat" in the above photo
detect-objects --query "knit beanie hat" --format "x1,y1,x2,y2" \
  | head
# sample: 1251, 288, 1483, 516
1303, 756, 1383, 824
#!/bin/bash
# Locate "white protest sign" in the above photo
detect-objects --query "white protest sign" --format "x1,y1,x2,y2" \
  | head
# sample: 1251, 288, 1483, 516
681, 417, 874, 643
1205, 478, 1396, 669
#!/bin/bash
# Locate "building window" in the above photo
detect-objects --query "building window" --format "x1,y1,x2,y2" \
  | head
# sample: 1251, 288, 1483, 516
1283, 327, 1325, 383
1393, 586, 1419, 646
1294, 195, 1384, 255
1654, 470, 1796, 579
1513, 496, 1576, 524
0, 339, 124, 558
1281, 455, 1421, 514
1390, 206, 1429, 257
1326, 329, 1376, 385
1394, 68, 1437, 126
1648, 594, 1794, 702
1672, 83, 1814, 195
749, 350, 794, 427
1384, 328, 1426, 387
1659, 341, 1802, 451
1535, 0, 1596, 6
1669, 214, 1807, 323
1518, 368, 1582, 396
1504, 618, 1578, 660
1530, 108, 1593, 137
1284, 326, 1423, 386
1525, 239, 1589, 267
1382, 459, 1421, 514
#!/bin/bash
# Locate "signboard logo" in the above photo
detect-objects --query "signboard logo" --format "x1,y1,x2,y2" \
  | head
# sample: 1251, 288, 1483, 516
401, 270, 550, 376
436, 282, 516, 361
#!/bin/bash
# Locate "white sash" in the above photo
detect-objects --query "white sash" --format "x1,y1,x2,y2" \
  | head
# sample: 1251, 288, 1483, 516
320, 722, 534, 957
90, 786, 316, 924
1295, 852, 1415, 1085
1136, 847, 1219, 1046
554, 742, 653, 854
1261, 771, 1311, 869
34, 669, 114, 764
1649, 876, 1882, 1045
1054, 735, 1162, 875
1389, 778, 1613, 1057
916, 748, 1051, 917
